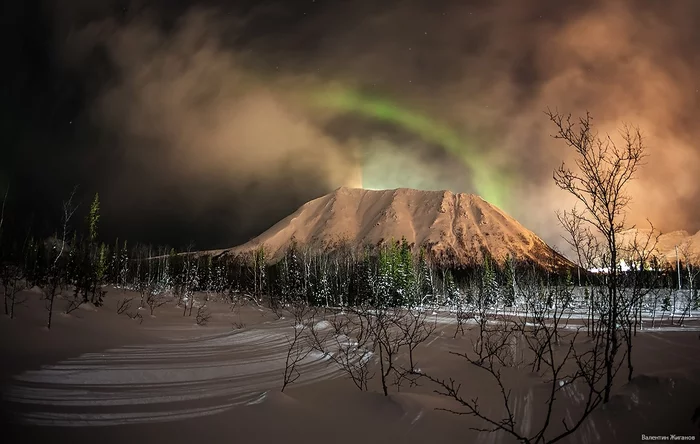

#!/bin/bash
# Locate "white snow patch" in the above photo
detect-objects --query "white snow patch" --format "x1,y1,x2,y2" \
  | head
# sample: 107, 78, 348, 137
359, 351, 374, 365
314, 320, 332, 330
246, 391, 268, 405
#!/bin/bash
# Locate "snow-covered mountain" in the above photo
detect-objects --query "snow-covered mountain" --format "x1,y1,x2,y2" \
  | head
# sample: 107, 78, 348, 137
214, 187, 571, 268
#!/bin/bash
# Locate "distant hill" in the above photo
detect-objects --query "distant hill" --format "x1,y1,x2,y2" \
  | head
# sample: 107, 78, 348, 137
619, 228, 700, 263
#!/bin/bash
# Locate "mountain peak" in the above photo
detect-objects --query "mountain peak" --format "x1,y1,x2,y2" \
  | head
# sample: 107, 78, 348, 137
218, 188, 569, 268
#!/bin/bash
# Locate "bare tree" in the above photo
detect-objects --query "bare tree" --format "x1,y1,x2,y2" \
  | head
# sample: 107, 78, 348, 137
394, 307, 437, 389
180, 245, 199, 317
373, 307, 406, 396
282, 322, 312, 392
618, 224, 662, 381
250, 246, 267, 306
281, 300, 315, 392
43, 187, 79, 330
397, 308, 437, 373
548, 109, 646, 403
678, 240, 700, 323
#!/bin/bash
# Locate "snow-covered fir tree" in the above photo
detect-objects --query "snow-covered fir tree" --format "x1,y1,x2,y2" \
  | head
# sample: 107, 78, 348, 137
158, 248, 175, 294
286, 246, 304, 301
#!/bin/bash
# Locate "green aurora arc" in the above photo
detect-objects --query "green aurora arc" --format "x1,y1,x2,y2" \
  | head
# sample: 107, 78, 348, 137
309, 87, 513, 210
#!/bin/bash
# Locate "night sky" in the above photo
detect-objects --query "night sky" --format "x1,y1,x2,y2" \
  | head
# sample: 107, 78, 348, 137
2, 0, 699, 251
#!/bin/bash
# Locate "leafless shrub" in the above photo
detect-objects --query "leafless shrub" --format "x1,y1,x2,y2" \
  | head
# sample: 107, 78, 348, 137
271, 301, 285, 320
371, 307, 409, 396
228, 290, 243, 312
276, 295, 318, 392
395, 308, 437, 387
282, 321, 312, 392
454, 304, 470, 339
136, 277, 154, 309
146, 291, 167, 316
64, 294, 84, 315
127, 311, 143, 324
290, 299, 317, 326
308, 306, 376, 392
173, 283, 185, 308
196, 305, 211, 326
328, 308, 350, 336
117, 297, 133, 315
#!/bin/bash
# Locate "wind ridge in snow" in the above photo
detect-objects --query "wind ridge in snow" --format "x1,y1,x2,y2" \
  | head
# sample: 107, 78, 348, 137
2, 325, 351, 427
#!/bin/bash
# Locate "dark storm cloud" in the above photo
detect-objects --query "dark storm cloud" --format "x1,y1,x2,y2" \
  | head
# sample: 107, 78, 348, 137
4, 0, 699, 249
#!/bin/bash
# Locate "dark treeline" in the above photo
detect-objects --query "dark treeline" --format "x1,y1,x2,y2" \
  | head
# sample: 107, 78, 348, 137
1, 218, 694, 310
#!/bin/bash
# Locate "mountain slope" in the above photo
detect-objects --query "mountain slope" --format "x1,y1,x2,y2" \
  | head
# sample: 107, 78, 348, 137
215, 187, 570, 268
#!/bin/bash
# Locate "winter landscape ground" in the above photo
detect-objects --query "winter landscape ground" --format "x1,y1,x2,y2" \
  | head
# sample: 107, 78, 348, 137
1, 284, 699, 444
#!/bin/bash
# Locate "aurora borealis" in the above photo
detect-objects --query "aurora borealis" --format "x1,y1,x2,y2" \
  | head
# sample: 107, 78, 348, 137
309, 87, 513, 209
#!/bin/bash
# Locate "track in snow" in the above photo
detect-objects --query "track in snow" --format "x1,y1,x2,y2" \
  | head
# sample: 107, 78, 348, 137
2, 322, 344, 427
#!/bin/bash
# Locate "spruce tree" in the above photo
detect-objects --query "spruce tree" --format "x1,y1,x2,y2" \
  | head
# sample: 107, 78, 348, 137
88, 193, 100, 243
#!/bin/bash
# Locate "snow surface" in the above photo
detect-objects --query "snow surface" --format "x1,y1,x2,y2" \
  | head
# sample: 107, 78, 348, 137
3, 323, 353, 426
